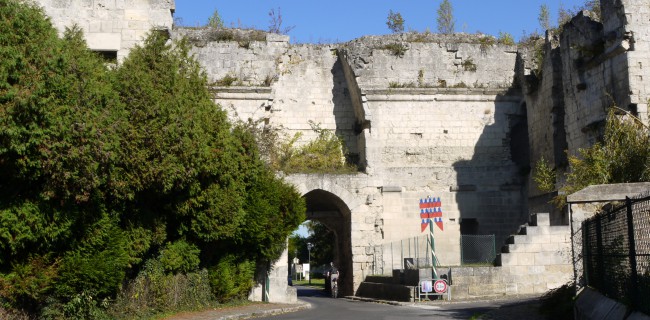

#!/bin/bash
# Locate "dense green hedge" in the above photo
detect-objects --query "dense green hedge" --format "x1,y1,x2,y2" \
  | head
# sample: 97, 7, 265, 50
0, 0, 305, 318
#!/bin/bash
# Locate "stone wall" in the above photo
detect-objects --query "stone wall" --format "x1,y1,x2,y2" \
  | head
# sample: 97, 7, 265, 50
36, 0, 175, 61
521, 1, 650, 224
33, 0, 650, 300
186, 31, 530, 292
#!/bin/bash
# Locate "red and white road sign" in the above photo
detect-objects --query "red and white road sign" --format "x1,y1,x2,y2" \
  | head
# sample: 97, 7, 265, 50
433, 279, 448, 293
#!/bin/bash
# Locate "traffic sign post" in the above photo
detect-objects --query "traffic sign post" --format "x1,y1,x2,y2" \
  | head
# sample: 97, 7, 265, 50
418, 279, 451, 301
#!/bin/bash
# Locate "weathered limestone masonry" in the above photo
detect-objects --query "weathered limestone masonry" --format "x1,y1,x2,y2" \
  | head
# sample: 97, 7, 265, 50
176, 29, 531, 297
36, 0, 175, 61
34, 0, 650, 302
522, 0, 650, 223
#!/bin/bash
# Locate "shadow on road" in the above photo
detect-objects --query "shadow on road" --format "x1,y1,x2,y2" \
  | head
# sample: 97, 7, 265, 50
295, 286, 328, 298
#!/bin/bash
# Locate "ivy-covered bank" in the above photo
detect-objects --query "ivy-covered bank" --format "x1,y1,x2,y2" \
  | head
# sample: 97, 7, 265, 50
0, 1, 305, 318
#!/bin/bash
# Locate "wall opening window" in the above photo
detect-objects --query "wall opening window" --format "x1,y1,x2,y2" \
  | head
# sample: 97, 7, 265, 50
93, 50, 117, 63
460, 218, 478, 235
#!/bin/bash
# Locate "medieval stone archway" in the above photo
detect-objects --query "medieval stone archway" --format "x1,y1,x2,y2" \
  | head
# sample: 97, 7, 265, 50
303, 189, 353, 296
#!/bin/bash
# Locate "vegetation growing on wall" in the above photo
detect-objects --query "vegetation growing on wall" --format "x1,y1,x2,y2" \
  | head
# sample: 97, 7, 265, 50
275, 122, 357, 174
0, 1, 305, 318
233, 118, 357, 175
533, 157, 556, 193
381, 43, 408, 57
535, 109, 650, 207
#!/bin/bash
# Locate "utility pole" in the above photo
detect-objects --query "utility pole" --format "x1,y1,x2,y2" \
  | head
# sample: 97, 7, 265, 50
307, 242, 313, 285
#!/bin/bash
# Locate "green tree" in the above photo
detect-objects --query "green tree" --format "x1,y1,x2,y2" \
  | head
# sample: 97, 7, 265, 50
436, 0, 455, 34
306, 221, 335, 268
207, 9, 225, 28
538, 4, 550, 31
0, 0, 126, 309
0, 0, 305, 315
386, 10, 405, 33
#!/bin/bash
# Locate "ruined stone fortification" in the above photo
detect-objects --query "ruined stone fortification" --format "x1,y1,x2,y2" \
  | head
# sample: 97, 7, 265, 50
36, 0, 175, 61
36, 0, 650, 301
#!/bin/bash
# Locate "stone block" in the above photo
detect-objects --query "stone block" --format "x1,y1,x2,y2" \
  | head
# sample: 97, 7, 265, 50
512, 253, 533, 266
499, 253, 515, 266
524, 225, 550, 236
505, 283, 518, 295
85, 32, 121, 51
468, 283, 505, 296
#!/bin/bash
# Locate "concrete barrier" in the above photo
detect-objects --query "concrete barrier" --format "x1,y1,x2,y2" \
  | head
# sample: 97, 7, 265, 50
574, 287, 650, 320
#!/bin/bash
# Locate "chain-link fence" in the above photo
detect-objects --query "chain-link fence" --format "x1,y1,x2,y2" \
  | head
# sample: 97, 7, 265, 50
460, 234, 496, 265
582, 194, 650, 315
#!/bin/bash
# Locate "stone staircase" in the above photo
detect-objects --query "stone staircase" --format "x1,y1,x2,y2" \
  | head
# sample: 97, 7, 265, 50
495, 212, 573, 293
355, 213, 574, 301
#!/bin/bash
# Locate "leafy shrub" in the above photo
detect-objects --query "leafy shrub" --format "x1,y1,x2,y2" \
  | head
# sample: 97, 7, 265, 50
497, 31, 515, 45
389, 81, 417, 88
209, 255, 255, 302
159, 240, 201, 274
279, 121, 356, 174
109, 260, 213, 319
462, 58, 477, 72
0, 255, 59, 307
214, 74, 239, 86
554, 109, 650, 207
478, 35, 496, 50
54, 215, 131, 299
41, 292, 111, 320
381, 43, 408, 57
533, 157, 556, 192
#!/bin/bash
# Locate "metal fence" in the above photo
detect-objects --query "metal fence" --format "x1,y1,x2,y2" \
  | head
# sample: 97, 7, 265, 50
460, 234, 496, 265
370, 235, 434, 276
582, 195, 650, 315
368, 234, 496, 276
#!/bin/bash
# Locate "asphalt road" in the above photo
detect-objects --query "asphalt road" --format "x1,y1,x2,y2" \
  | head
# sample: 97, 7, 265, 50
257, 286, 503, 320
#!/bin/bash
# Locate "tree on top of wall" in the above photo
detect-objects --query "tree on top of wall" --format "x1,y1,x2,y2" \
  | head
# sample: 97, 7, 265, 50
386, 10, 405, 33
538, 4, 551, 31
268, 7, 295, 35
207, 9, 225, 28
436, 0, 455, 34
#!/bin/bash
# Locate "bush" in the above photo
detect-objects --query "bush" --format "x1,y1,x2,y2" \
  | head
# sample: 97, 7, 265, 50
209, 255, 255, 302
381, 43, 408, 57
280, 122, 356, 174
108, 259, 213, 319
54, 215, 130, 300
159, 240, 201, 274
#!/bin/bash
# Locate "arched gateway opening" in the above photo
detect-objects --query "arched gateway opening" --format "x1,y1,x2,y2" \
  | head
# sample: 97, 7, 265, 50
302, 189, 353, 296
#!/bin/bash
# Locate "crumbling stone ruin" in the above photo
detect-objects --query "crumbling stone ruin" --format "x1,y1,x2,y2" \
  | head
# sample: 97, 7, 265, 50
35, 0, 650, 300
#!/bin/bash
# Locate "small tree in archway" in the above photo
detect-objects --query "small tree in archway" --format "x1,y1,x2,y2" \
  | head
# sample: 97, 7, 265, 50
306, 221, 336, 268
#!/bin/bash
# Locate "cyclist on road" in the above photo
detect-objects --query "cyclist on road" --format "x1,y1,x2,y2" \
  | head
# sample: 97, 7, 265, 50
326, 262, 339, 295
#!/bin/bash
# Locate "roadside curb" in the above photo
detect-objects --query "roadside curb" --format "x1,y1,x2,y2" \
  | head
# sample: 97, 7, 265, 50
344, 296, 405, 306
344, 294, 544, 308
217, 301, 312, 320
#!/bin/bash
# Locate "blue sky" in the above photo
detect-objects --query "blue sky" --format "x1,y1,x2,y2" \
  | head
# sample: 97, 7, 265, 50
175, 0, 589, 43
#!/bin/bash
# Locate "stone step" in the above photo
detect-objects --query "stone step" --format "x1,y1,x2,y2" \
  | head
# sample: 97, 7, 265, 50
529, 212, 550, 226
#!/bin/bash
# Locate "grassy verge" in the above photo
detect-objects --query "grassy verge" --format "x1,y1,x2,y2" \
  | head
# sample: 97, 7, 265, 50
293, 278, 325, 289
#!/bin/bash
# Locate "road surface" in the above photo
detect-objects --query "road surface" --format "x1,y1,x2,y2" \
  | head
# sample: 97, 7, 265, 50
257, 286, 506, 320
